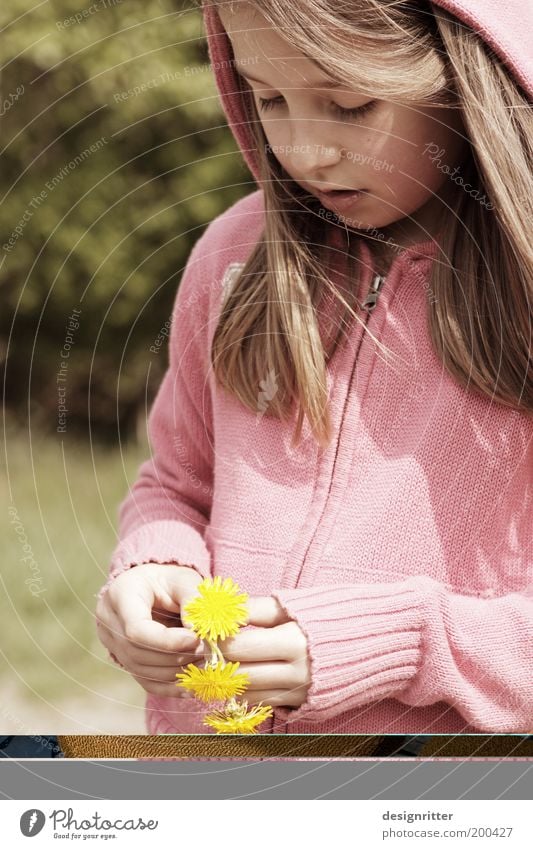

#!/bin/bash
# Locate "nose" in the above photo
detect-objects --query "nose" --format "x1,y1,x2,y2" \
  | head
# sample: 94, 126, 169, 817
285, 120, 343, 184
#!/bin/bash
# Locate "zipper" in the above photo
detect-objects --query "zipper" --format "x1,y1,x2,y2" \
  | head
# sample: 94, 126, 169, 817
361, 273, 386, 312
276, 264, 387, 734
285, 266, 387, 593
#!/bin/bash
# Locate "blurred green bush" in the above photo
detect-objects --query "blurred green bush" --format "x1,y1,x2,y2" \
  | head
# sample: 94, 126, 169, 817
1, 0, 252, 442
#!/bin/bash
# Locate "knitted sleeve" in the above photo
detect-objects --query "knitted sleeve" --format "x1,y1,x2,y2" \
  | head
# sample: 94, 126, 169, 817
272, 577, 533, 733
97, 227, 215, 603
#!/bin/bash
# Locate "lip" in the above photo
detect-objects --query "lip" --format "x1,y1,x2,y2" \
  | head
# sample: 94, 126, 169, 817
315, 188, 365, 213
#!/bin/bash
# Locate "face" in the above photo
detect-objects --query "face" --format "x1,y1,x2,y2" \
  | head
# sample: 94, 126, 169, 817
218, 3, 469, 247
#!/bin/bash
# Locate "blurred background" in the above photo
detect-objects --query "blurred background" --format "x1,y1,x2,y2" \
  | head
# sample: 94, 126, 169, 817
1, 0, 252, 733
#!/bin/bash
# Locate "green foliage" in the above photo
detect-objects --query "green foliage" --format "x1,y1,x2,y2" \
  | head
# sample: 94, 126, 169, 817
1, 0, 253, 440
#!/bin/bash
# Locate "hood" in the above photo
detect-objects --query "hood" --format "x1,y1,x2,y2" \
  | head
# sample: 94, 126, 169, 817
202, 0, 533, 184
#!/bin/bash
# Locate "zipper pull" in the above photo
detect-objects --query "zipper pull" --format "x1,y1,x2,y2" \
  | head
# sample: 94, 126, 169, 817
362, 273, 386, 312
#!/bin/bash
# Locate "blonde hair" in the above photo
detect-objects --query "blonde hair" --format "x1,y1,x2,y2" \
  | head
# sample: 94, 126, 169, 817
203, 0, 533, 448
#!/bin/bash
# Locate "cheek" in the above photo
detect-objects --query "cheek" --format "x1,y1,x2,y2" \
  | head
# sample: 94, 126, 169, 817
254, 116, 284, 160
260, 120, 281, 148
376, 111, 465, 203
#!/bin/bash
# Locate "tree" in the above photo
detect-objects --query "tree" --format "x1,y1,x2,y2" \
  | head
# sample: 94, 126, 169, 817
1, 0, 252, 440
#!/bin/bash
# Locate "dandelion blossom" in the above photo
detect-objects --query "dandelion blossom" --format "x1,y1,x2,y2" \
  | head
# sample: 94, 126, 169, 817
176, 662, 249, 703
183, 576, 248, 641
204, 701, 273, 734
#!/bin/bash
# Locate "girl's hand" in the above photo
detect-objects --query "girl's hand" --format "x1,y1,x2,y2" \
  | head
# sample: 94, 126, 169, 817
219, 597, 311, 708
95, 563, 202, 697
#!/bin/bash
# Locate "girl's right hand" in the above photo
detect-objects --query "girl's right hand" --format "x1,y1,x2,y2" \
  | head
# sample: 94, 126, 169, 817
95, 563, 203, 697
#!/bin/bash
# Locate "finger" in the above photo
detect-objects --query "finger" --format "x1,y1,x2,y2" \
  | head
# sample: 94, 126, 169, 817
104, 592, 203, 666
96, 607, 123, 649
96, 600, 125, 649
95, 595, 115, 629
220, 622, 302, 663
161, 568, 203, 614
245, 596, 290, 628
110, 577, 197, 652
219, 628, 286, 662
131, 676, 193, 698
98, 605, 200, 670
236, 661, 297, 690
132, 664, 184, 684
151, 607, 182, 627
123, 613, 200, 654
126, 636, 204, 667
244, 689, 307, 708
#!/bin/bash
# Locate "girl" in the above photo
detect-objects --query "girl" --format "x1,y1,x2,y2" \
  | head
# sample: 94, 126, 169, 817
96, 0, 532, 736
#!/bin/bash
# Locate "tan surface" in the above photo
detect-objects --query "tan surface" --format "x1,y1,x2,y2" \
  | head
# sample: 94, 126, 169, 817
58, 734, 383, 759
57, 733, 533, 759
418, 735, 533, 758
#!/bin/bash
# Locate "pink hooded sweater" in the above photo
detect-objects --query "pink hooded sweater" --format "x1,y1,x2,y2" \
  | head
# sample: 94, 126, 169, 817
99, 0, 533, 735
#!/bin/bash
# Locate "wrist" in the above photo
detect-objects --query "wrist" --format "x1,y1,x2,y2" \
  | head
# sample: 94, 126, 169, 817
134, 560, 198, 571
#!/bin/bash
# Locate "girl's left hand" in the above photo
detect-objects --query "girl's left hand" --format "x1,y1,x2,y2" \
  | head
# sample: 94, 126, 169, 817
218, 597, 311, 708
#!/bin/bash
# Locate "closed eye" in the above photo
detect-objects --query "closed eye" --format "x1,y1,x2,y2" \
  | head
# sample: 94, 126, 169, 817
258, 96, 378, 121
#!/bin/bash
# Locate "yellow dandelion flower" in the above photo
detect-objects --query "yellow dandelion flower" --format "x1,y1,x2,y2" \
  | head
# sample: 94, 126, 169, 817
203, 701, 273, 734
183, 576, 248, 641
175, 662, 249, 703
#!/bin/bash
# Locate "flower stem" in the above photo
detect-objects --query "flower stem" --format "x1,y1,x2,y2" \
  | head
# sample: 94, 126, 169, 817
225, 696, 243, 717
205, 639, 225, 668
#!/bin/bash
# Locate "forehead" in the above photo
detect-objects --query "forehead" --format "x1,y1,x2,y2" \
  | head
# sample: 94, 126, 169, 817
217, 4, 335, 88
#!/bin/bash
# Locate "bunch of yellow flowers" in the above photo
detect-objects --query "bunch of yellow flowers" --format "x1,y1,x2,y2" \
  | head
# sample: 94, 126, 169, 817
175, 576, 273, 734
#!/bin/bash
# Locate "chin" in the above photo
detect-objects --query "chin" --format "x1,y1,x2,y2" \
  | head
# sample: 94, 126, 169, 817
338, 215, 387, 232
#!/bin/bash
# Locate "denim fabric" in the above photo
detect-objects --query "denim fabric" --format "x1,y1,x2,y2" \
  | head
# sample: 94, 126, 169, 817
0, 735, 63, 758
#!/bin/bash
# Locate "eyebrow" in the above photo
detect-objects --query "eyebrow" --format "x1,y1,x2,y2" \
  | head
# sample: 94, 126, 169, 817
237, 70, 344, 89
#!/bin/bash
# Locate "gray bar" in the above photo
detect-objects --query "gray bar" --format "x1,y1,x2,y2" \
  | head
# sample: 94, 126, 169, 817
0, 761, 531, 799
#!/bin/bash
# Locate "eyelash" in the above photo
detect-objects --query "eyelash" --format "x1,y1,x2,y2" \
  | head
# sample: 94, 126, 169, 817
257, 96, 377, 121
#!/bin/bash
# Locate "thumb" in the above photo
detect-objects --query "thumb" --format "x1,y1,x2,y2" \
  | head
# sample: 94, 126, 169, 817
161, 566, 203, 616
246, 596, 290, 628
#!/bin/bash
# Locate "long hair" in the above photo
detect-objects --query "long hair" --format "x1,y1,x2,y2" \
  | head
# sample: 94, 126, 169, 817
203, 0, 533, 448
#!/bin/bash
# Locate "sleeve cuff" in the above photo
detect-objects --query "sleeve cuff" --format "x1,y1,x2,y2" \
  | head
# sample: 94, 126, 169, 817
96, 519, 212, 602
272, 579, 429, 724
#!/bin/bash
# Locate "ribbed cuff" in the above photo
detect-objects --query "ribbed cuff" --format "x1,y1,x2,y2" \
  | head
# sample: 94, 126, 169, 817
272, 579, 429, 724
96, 519, 212, 602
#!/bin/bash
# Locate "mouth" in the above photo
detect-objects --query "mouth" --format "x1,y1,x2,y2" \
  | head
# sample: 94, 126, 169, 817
319, 188, 361, 195
309, 185, 361, 194
314, 187, 366, 212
